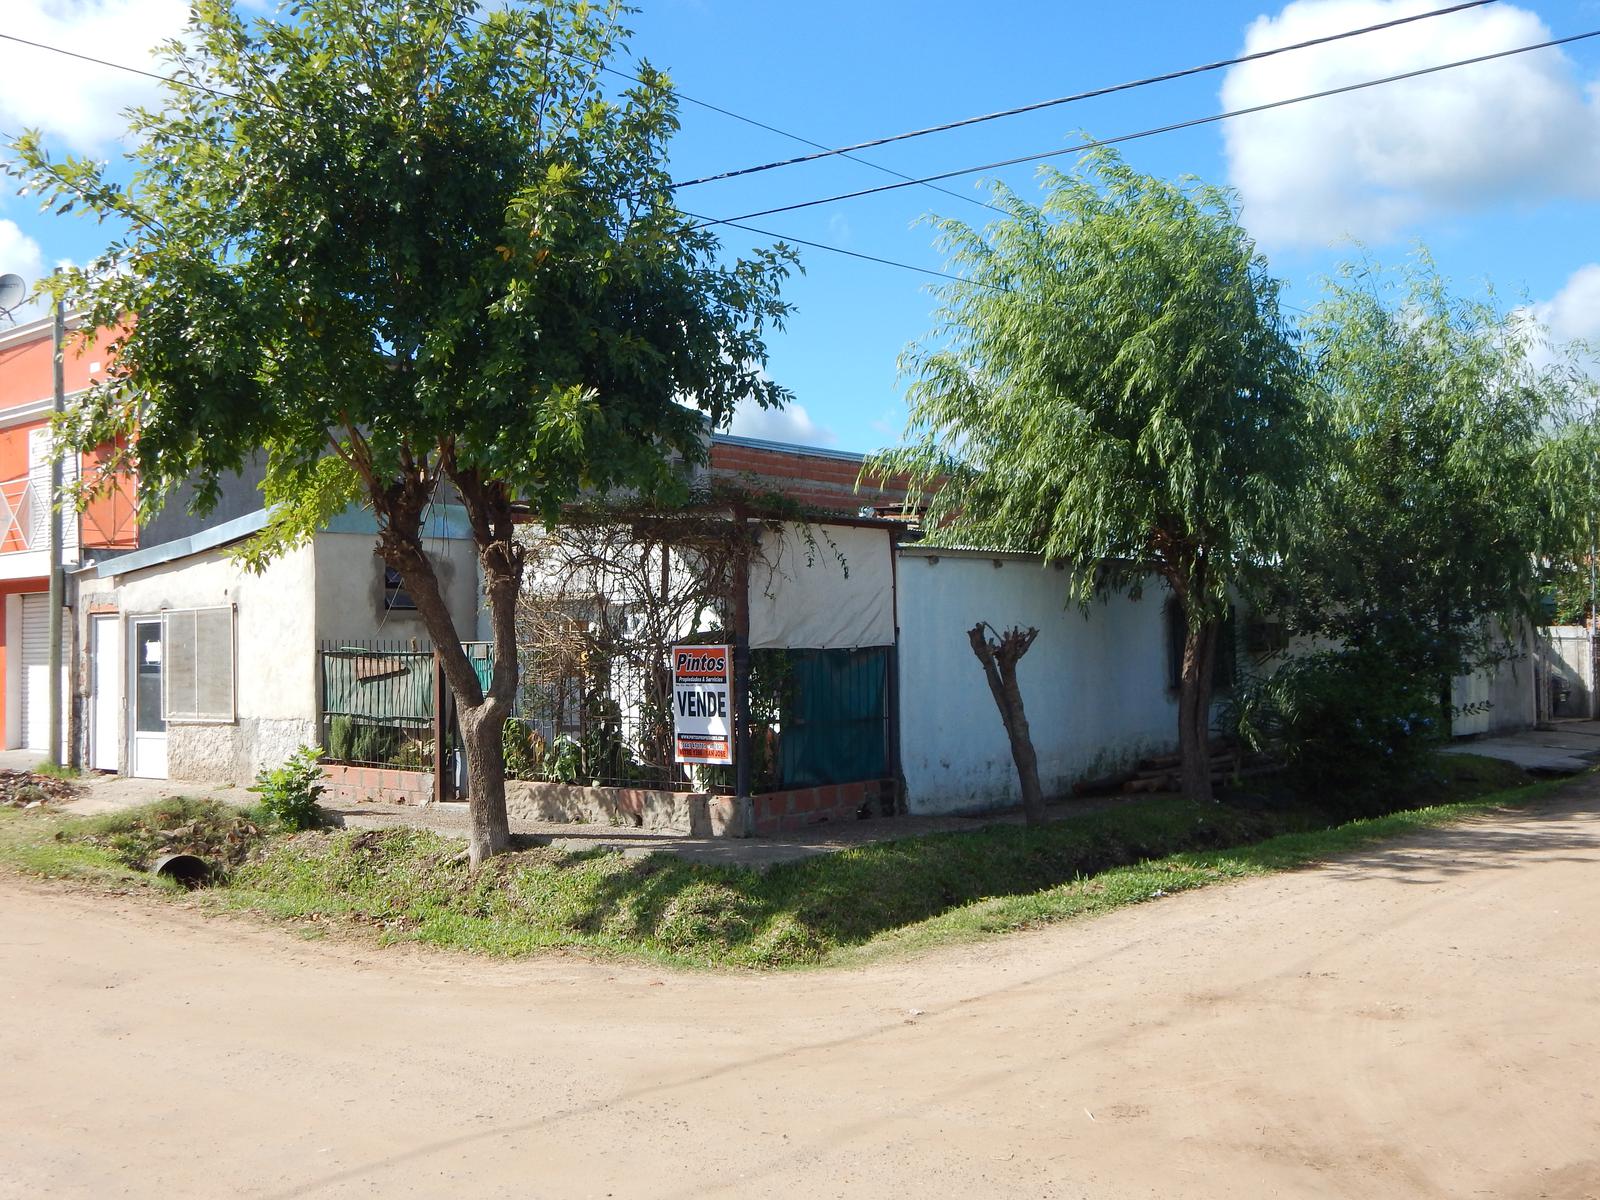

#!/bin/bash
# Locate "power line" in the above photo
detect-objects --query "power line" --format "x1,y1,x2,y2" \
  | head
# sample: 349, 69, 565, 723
682, 210, 972, 286
461, 13, 1003, 216
675, 0, 1501, 190
694, 27, 1600, 230
0, 32, 242, 102
0, 17, 1000, 217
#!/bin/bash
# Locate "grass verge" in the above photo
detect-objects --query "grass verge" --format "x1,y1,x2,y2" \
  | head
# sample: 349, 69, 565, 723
0, 755, 1570, 969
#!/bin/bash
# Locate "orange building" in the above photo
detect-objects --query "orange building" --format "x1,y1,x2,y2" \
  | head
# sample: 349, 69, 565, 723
0, 312, 137, 751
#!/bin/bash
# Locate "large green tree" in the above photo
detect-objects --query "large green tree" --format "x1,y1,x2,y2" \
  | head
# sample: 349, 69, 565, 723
1282, 254, 1596, 730
872, 148, 1311, 803
9, 0, 793, 865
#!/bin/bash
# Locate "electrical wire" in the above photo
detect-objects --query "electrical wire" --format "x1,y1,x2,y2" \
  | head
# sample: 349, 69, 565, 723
1, 18, 1000, 215
460, 12, 1004, 216
674, 0, 1501, 189
694, 27, 1600, 230
0, 32, 243, 102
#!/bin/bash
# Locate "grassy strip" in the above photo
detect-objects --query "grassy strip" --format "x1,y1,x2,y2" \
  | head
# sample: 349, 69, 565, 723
843, 774, 1567, 965
0, 756, 1568, 969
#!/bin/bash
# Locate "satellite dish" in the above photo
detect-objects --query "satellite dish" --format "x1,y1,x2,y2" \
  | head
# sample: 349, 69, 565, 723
0, 274, 26, 321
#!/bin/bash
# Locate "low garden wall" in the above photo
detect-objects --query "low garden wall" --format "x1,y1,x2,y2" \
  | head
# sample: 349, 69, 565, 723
504, 781, 738, 836
320, 763, 900, 838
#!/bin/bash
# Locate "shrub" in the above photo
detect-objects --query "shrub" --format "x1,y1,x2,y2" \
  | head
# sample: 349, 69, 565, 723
325, 716, 402, 765
251, 745, 328, 830
502, 719, 544, 780
1222, 647, 1441, 815
390, 738, 433, 772
548, 735, 583, 784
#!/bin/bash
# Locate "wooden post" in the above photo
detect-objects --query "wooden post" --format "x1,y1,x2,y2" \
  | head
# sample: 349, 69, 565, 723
432, 648, 446, 806
732, 514, 753, 836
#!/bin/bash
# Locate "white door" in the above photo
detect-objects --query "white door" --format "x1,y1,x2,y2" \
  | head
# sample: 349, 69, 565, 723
19, 593, 50, 752
129, 617, 167, 779
90, 615, 120, 772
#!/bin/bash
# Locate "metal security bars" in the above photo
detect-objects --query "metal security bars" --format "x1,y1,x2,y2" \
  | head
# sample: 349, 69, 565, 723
319, 640, 437, 771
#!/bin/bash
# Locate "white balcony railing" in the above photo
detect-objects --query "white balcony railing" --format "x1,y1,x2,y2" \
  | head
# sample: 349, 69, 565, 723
0, 470, 80, 558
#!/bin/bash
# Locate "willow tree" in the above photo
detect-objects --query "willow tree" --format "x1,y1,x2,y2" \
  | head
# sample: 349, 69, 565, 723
8, 0, 793, 865
872, 148, 1310, 803
1283, 254, 1597, 732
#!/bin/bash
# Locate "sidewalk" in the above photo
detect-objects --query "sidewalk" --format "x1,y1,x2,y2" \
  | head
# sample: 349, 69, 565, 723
1442, 719, 1600, 775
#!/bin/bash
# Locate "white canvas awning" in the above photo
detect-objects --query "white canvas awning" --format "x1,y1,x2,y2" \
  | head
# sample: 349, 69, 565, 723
748, 522, 896, 650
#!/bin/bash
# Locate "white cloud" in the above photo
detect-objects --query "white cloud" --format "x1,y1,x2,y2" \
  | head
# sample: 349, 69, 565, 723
729, 400, 837, 447
0, 0, 192, 152
1532, 263, 1600, 348
1221, 1, 1600, 247
0, 220, 46, 323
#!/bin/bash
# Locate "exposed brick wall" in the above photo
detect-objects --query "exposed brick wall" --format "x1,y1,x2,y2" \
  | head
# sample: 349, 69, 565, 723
710, 440, 912, 515
752, 778, 897, 834
322, 762, 433, 806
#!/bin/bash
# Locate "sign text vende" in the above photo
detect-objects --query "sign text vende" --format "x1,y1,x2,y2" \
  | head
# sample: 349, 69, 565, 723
671, 643, 733, 766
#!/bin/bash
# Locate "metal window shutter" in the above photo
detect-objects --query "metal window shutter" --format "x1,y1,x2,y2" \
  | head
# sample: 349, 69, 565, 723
19, 593, 50, 751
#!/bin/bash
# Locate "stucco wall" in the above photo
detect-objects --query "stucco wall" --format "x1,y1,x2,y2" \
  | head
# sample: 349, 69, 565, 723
1450, 622, 1538, 736
78, 518, 480, 786
896, 548, 1178, 816
79, 540, 321, 784
312, 530, 477, 646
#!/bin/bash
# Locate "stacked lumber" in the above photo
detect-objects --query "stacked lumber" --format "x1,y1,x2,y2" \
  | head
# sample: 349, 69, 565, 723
1072, 743, 1281, 797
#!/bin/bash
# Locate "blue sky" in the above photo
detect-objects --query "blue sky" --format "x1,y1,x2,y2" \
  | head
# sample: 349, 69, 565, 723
4, 0, 1599, 453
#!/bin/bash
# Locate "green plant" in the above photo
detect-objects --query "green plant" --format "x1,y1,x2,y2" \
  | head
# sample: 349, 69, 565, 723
502, 720, 544, 780
1221, 648, 1442, 815
390, 738, 433, 772
11, 0, 795, 868
549, 735, 583, 784
326, 716, 355, 762
251, 746, 328, 831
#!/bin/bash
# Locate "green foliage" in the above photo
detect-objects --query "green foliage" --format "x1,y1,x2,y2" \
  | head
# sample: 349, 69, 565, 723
251, 746, 328, 831
502, 719, 544, 780
206, 751, 1539, 967
326, 717, 403, 766
548, 735, 584, 784
1279, 252, 1600, 710
870, 145, 1310, 622
10, 0, 796, 540
391, 738, 434, 772
33, 797, 268, 873
1221, 650, 1444, 815
6, 0, 795, 853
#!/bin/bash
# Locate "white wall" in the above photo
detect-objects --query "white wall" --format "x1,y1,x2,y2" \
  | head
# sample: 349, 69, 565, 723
1542, 626, 1595, 719
313, 531, 477, 647
1451, 622, 1539, 736
79, 541, 320, 783
896, 547, 1178, 815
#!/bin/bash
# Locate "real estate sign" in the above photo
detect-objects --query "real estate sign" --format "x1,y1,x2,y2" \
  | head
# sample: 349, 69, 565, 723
672, 644, 733, 765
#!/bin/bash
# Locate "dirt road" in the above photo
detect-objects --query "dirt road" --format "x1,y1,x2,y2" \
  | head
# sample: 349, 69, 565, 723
5, 796, 1600, 1199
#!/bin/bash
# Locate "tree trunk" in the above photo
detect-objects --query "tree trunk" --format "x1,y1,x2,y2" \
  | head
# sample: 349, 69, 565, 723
458, 700, 512, 865
1177, 616, 1221, 803
968, 622, 1045, 823
375, 465, 522, 869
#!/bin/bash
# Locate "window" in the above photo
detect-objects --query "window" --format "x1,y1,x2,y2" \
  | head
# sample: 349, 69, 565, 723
162, 606, 236, 723
383, 565, 416, 611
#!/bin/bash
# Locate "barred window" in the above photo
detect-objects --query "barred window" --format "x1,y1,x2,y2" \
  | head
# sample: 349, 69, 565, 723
162, 606, 236, 723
